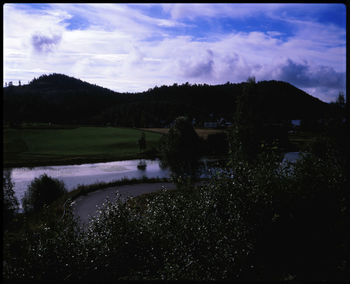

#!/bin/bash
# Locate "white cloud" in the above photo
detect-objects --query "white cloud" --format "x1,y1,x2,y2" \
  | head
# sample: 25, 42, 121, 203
3, 3, 346, 102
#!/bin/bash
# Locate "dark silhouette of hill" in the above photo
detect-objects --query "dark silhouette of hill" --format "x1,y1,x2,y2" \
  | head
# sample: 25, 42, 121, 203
3, 73, 330, 127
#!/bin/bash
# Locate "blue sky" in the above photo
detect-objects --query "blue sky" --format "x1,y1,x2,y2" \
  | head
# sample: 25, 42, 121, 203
3, 3, 346, 102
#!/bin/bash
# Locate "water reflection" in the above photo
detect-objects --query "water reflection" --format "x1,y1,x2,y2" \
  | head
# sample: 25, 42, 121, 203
137, 160, 147, 171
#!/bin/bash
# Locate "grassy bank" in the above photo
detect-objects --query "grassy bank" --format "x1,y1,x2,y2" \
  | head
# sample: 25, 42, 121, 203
67, 176, 171, 203
4, 126, 162, 167
139, 127, 227, 139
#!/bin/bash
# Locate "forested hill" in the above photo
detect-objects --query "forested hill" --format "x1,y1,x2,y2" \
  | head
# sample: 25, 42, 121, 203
3, 73, 330, 127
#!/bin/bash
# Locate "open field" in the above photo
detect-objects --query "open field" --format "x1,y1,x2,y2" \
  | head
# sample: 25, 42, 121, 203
139, 128, 227, 139
3, 126, 162, 167
4, 124, 318, 168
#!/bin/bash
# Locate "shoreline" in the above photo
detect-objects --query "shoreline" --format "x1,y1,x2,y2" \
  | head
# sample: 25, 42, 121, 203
4, 154, 228, 169
3, 153, 159, 169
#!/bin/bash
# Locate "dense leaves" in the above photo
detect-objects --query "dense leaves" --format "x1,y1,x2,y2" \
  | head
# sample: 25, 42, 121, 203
159, 116, 201, 187
3, 169, 19, 230
22, 174, 68, 214
138, 132, 146, 152
205, 132, 229, 155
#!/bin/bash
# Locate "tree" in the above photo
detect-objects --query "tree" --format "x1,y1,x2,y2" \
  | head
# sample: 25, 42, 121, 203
138, 132, 146, 152
230, 77, 289, 164
22, 174, 67, 214
230, 77, 264, 163
160, 116, 201, 187
206, 132, 229, 155
335, 92, 345, 108
247, 76, 256, 84
3, 169, 19, 229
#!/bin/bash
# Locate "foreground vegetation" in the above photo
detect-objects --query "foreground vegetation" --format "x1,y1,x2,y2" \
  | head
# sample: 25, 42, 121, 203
3, 126, 161, 167
3, 145, 348, 281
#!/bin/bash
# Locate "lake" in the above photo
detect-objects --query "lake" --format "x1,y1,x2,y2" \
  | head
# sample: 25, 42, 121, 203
5, 152, 302, 208
6, 159, 170, 207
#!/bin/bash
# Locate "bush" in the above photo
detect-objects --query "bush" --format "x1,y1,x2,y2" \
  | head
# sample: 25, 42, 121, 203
239, 151, 348, 281
3, 207, 84, 280
22, 174, 67, 214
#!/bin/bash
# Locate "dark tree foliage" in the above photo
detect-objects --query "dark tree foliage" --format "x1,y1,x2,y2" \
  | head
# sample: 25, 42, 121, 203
3, 169, 19, 229
230, 78, 291, 164
231, 78, 264, 162
22, 174, 68, 214
138, 132, 146, 152
205, 132, 229, 155
159, 116, 201, 187
3, 73, 330, 127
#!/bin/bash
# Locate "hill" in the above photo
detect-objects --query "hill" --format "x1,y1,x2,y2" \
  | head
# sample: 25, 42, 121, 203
3, 73, 330, 127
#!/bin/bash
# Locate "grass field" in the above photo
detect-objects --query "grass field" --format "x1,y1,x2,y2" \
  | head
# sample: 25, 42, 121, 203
4, 124, 314, 168
3, 127, 162, 167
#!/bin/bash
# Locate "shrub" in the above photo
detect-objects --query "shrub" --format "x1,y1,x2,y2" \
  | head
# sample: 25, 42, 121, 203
3, 207, 84, 280
239, 151, 348, 281
22, 174, 67, 214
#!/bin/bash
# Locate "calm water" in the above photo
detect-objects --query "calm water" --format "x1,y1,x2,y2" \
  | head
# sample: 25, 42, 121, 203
7, 159, 170, 207
5, 153, 301, 208
282, 151, 303, 163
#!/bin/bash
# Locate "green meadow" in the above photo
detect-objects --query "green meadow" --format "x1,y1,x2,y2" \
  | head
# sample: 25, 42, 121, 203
3, 126, 162, 167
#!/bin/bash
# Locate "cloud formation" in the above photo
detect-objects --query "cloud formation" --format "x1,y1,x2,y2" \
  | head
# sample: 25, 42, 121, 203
3, 3, 346, 102
31, 33, 62, 53
178, 49, 214, 78
277, 59, 345, 89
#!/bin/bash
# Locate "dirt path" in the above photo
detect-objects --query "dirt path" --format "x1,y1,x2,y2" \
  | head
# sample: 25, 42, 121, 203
72, 182, 176, 225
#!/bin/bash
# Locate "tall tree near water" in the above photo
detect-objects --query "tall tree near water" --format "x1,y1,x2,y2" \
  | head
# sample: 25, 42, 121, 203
160, 116, 201, 187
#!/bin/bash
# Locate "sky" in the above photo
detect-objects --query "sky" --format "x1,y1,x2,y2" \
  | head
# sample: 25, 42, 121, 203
3, 3, 346, 102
